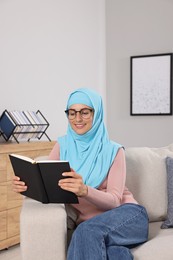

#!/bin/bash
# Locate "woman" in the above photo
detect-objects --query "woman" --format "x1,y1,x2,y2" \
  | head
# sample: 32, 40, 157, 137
13, 88, 149, 260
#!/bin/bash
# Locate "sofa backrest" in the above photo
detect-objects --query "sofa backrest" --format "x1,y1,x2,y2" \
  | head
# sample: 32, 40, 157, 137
125, 144, 173, 222
36, 145, 173, 223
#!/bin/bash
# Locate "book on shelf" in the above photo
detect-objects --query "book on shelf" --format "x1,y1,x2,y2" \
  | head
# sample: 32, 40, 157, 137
10, 111, 32, 140
9, 111, 24, 137
23, 111, 40, 139
24, 111, 48, 138
0, 111, 17, 139
9, 154, 79, 204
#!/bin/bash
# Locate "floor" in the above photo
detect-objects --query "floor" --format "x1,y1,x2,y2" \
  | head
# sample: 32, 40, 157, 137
0, 245, 21, 260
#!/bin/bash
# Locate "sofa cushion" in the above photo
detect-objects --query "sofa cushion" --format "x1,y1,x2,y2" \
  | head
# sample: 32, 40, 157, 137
125, 144, 173, 222
131, 221, 173, 260
161, 157, 173, 229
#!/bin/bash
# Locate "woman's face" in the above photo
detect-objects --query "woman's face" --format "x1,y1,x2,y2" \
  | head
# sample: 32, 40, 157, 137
67, 104, 94, 135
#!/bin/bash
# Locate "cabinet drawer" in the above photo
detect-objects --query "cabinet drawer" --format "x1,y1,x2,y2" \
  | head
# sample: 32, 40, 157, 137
7, 181, 23, 209
0, 169, 7, 184
7, 155, 16, 181
0, 155, 6, 170
0, 183, 7, 211
0, 155, 7, 182
7, 207, 21, 238
0, 211, 7, 241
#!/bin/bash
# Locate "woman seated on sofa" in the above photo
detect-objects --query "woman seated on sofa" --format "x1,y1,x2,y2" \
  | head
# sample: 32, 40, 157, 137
13, 88, 149, 260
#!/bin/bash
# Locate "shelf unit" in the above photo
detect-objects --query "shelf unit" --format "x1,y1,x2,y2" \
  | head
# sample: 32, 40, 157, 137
0, 110, 51, 143
0, 141, 56, 250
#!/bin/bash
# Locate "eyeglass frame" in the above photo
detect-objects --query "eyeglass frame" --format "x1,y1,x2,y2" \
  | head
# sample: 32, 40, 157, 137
64, 108, 94, 120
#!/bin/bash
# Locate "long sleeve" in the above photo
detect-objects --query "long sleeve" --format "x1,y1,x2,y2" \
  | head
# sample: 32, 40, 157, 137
81, 148, 126, 210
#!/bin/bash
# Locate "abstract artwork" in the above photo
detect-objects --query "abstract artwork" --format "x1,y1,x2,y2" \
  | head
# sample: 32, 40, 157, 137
130, 53, 172, 115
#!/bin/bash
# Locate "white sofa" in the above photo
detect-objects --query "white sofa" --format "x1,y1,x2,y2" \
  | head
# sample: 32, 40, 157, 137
20, 144, 173, 260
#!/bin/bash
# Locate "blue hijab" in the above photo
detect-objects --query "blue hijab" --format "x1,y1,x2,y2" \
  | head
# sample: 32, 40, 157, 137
58, 88, 122, 188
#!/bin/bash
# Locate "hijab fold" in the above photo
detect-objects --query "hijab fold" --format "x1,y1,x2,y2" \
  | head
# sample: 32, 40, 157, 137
58, 88, 122, 188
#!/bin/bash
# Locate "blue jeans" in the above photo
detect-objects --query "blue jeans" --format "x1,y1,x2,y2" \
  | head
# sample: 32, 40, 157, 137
67, 203, 149, 260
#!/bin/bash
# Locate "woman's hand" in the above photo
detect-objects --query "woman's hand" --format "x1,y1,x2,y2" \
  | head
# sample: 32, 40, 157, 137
12, 176, 27, 193
58, 170, 88, 197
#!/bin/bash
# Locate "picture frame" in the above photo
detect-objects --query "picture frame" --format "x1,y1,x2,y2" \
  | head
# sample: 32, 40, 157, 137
130, 53, 173, 115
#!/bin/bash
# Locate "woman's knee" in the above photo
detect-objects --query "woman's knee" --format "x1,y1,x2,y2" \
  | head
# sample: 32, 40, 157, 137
71, 220, 104, 243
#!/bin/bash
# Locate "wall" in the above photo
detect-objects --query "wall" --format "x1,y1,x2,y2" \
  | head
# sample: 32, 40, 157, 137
106, 0, 173, 147
1, 0, 172, 148
0, 0, 106, 142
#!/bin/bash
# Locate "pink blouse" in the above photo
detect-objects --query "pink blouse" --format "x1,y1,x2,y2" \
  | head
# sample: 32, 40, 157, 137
49, 142, 138, 224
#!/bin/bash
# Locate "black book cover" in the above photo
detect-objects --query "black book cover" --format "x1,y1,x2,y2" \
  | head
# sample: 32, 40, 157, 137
9, 154, 79, 204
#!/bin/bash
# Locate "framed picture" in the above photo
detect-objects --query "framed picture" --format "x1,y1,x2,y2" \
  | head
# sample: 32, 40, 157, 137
130, 53, 172, 115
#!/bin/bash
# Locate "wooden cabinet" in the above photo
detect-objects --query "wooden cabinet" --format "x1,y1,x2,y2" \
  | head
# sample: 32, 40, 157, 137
0, 141, 55, 250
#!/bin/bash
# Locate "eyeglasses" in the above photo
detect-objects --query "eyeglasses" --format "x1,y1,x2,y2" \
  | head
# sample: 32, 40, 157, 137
65, 108, 94, 120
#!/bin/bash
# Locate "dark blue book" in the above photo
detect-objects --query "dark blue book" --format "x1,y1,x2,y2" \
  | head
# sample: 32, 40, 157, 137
0, 111, 16, 140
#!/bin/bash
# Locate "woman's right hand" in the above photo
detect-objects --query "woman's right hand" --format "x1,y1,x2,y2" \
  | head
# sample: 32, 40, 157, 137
12, 176, 27, 193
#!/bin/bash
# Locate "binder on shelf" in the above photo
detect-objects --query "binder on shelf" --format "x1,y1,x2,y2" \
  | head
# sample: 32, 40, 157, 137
0, 109, 51, 143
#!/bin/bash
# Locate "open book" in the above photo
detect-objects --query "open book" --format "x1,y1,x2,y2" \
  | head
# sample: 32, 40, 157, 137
9, 154, 78, 204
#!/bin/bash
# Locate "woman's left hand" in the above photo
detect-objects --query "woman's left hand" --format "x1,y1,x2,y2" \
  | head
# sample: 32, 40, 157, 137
58, 170, 88, 197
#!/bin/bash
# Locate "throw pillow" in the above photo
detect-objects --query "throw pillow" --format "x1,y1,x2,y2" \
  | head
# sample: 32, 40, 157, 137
161, 157, 173, 229
125, 144, 173, 222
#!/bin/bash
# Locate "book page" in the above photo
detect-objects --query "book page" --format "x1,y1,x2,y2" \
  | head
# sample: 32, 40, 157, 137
10, 154, 36, 164
10, 154, 68, 164
37, 160, 68, 163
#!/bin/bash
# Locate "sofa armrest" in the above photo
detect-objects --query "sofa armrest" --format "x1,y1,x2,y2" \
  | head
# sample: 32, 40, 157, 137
20, 197, 67, 260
